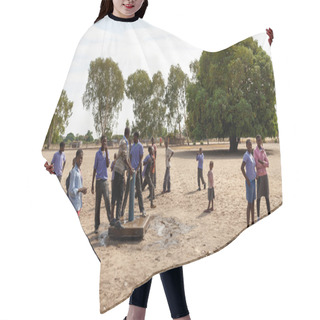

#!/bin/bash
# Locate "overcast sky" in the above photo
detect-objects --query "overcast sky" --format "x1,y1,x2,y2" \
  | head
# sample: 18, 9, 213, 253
61, 16, 270, 139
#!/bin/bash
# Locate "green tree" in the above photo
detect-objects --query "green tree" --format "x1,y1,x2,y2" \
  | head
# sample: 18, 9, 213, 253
165, 65, 190, 144
126, 70, 152, 137
64, 132, 75, 143
45, 89, 73, 149
82, 57, 124, 138
187, 37, 277, 152
84, 130, 94, 142
149, 71, 166, 138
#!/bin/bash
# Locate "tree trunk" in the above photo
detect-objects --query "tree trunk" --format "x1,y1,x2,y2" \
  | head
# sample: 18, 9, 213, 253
229, 135, 239, 152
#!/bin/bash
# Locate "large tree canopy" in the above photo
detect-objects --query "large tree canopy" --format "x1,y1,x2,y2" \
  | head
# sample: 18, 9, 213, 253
82, 57, 124, 138
45, 89, 73, 149
187, 37, 277, 152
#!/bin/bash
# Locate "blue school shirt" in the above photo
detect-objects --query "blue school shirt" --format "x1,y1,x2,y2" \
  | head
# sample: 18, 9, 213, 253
130, 141, 143, 171
196, 153, 204, 169
94, 148, 110, 180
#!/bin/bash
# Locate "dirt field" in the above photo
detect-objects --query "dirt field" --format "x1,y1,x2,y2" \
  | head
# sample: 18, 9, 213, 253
42, 142, 282, 312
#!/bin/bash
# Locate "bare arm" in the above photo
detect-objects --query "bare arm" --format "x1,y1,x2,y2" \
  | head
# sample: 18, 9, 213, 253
241, 161, 250, 185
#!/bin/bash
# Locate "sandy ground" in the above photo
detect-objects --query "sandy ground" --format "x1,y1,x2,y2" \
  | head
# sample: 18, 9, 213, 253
42, 142, 282, 313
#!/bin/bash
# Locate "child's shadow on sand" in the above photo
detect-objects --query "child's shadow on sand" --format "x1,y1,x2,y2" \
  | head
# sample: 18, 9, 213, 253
197, 209, 212, 219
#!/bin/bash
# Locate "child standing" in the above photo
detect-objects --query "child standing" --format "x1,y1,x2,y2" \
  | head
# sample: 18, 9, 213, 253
162, 140, 174, 194
241, 139, 257, 227
206, 161, 215, 212
142, 146, 156, 209
196, 148, 206, 191
68, 149, 87, 216
51, 141, 66, 182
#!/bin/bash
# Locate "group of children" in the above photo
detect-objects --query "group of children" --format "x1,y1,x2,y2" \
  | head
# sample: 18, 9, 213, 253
51, 133, 160, 230
241, 135, 270, 227
52, 136, 271, 228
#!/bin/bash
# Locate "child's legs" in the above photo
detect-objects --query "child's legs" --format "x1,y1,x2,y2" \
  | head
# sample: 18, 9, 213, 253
197, 168, 200, 187
95, 180, 103, 230
246, 202, 251, 226
257, 197, 261, 218
251, 201, 255, 222
200, 168, 205, 185
101, 180, 112, 222
160, 266, 190, 319
147, 175, 155, 205
163, 168, 168, 191
135, 168, 144, 212
121, 172, 131, 217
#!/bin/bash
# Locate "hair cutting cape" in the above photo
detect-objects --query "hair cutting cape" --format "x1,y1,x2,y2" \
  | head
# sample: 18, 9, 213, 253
42, 13, 281, 313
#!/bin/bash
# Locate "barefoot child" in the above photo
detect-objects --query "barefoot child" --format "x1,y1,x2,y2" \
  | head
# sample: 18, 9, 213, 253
241, 139, 257, 227
206, 161, 215, 212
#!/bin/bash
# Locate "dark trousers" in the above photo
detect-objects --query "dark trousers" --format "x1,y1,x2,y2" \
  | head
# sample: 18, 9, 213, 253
142, 172, 155, 205
197, 168, 205, 188
121, 171, 130, 217
135, 168, 145, 212
153, 165, 156, 188
129, 266, 189, 319
121, 168, 145, 215
163, 167, 171, 192
95, 179, 111, 230
111, 171, 124, 220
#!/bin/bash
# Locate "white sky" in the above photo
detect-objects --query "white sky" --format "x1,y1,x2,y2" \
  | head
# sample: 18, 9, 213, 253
62, 16, 269, 139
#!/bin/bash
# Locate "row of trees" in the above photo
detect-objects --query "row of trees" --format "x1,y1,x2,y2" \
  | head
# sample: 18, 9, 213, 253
82, 58, 189, 141
45, 37, 277, 152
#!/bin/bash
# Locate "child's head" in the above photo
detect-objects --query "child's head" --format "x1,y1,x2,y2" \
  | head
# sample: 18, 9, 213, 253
148, 146, 153, 155
124, 127, 130, 138
199, 147, 202, 153
101, 135, 107, 148
209, 161, 214, 170
133, 131, 139, 143
114, 153, 117, 160
165, 139, 169, 148
246, 139, 252, 153
75, 149, 83, 168
256, 134, 263, 147
95, 0, 148, 23
59, 142, 65, 152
